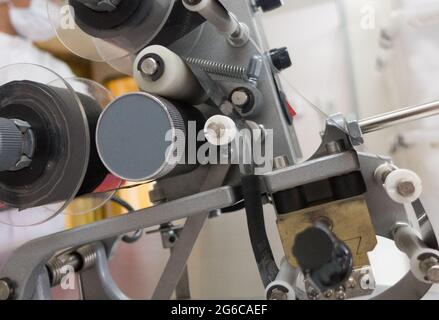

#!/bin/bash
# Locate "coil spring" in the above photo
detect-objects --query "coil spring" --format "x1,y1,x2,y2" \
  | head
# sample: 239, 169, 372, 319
184, 57, 248, 80
46, 245, 97, 287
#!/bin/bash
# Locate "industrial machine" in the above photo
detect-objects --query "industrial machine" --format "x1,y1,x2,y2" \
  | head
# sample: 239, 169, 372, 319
0, 0, 438, 300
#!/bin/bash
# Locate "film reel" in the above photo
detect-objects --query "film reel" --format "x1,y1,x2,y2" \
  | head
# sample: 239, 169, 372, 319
47, 0, 206, 74
0, 64, 121, 226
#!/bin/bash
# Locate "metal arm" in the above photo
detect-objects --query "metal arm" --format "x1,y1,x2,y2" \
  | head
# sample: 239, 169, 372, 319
359, 100, 439, 134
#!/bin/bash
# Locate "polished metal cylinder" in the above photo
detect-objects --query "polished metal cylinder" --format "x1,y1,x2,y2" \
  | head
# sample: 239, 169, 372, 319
359, 100, 439, 134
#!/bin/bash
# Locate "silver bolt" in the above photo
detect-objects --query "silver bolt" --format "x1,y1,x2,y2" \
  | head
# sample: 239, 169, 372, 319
307, 287, 320, 300
397, 180, 416, 197
323, 289, 334, 298
269, 288, 288, 300
273, 155, 289, 170
420, 257, 439, 283
346, 277, 356, 289
141, 57, 159, 76
326, 141, 342, 154
335, 288, 347, 300
360, 273, 374, 290
231, 90, 250, 107
0, 279, 11, 300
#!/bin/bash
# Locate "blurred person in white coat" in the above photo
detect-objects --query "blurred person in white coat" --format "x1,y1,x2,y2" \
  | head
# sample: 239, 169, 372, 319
0, 0, 70, 268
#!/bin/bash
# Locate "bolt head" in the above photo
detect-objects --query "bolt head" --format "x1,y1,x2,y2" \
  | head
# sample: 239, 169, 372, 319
335, 289, 347, 300
427, 265, 439, 283
141, 57, 159, 76
360, 274, 374, 290
323, 289, 334, 298
397, 180, 416, 197
0, 279, 11, 300
231, 90, 250, 107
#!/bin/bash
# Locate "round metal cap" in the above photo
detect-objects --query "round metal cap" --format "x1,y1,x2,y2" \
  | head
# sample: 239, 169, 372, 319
97, 92, 185, 181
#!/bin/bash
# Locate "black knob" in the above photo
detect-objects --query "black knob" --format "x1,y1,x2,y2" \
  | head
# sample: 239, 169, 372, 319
255, 0, 283, 12
269, 47, 292, 72
293, 223, 353, 291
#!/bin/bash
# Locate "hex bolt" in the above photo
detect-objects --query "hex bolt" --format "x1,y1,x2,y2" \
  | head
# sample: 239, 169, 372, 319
397, 180, 416, 197
231, 90, 250, 107
307, 286, 320, 300
0, 279, 12, 300
346, 277, 356, 289
335, 287, 347, 300
323, 289, 334, 298
420, 257, 439, 283
360, 273, 374, 290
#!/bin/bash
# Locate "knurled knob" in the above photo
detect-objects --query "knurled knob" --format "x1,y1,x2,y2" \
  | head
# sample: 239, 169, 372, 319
0, 118, 24, 171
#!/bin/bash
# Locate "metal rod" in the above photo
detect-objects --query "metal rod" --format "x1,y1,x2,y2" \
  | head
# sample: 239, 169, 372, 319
359, 100, 439, 134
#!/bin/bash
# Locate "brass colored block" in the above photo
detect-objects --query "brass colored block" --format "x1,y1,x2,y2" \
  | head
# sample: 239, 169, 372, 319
277, 196, 377, 268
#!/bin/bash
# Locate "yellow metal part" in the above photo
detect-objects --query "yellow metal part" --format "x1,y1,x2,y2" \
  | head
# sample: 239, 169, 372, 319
277, 196, 377, 268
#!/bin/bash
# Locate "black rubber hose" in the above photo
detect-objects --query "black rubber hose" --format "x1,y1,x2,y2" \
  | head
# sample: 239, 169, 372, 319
242, 175, 279, 287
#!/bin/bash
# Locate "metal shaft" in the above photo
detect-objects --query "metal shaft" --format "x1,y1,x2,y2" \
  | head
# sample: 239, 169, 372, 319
359, 100, 439, 134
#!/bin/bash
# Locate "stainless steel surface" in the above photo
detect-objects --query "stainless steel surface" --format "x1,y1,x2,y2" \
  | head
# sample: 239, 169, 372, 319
264, 151, 359, 193
272, 155, 289, 170
359, 100, 439, 134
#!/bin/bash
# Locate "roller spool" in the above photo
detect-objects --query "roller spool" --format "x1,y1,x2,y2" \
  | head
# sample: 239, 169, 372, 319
0, 82, 109, 205
133, 45, 206, 104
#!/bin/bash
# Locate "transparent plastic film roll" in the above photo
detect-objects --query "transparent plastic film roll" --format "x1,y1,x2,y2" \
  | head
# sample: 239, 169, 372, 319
0, 64, 126, 226
0, 64, 90, 226
47, 0, 105, 61
47, 0, 206, 74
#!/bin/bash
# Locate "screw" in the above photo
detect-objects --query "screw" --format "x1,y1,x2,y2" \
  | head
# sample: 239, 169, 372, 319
360, 273, 374, 290
269, 288, 288, 300
141, 57, 159, 76
273, 155, 289, 170
307, 287, 320, 300
0, 279, 12, 300
397, 180, 416, 197
231, 90, 250, 107
346, 277, 356, 289
420, 257, 439, 283
335, 288, 347, 300
323, 289, 334, 298
326, 141, 342, 154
